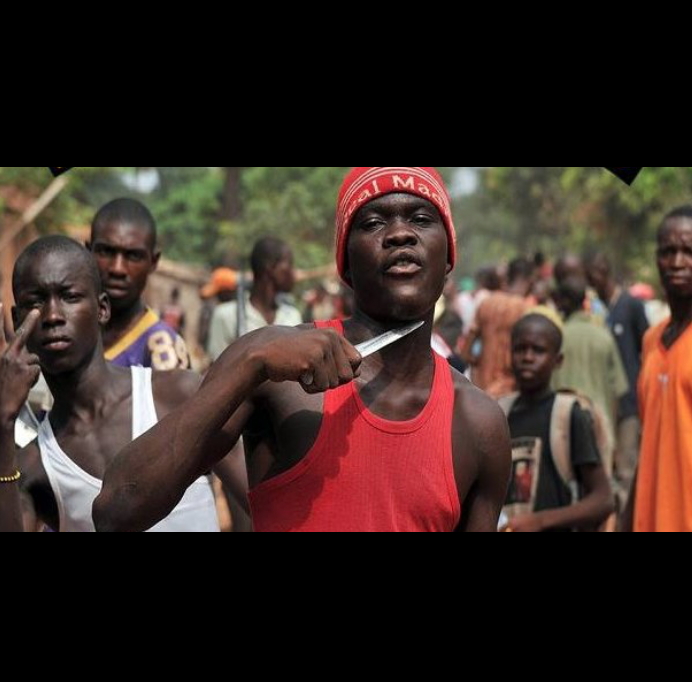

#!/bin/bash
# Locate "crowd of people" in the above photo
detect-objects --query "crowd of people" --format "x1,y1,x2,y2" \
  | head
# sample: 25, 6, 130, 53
1, 166, 690, 532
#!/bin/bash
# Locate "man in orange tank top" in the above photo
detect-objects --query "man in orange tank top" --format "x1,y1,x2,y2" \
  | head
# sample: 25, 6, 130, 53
95, 167, 512, 533
625, 206, 692, 532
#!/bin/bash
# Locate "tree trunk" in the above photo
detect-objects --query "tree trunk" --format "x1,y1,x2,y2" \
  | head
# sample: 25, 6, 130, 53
221, 167, 243, 221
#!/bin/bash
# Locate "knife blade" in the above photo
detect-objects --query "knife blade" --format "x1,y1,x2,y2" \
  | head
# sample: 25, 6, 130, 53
354, 320, 426, 359
301, 321, 425, 386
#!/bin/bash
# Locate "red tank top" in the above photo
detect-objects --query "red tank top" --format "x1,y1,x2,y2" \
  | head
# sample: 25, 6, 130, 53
248, 320, 461, 532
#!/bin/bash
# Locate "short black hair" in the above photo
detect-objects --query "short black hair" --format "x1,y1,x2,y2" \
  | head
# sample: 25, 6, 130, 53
13, 236, 102, 298
554, 254, 584, 285
512, 314, 563, 353
251, 237, 290, 278
556, 276, 587, 311
435, 310, 464, 349
659, 205, 692, 242
91, 198, 157, 248
585, 251, 611, 275
508, 257, 535, 285
476, 266, 501, 292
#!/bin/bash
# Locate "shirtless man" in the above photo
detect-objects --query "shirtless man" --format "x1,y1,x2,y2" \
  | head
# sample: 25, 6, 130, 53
0, 237, 243, 532
95, 167, 511, 533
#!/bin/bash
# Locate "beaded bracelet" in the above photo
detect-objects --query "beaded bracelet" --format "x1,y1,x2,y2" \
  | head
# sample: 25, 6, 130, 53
0, 470, 21, 484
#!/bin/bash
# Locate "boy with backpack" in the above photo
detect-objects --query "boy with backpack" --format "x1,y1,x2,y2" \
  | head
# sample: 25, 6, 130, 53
498, 310, 614, 532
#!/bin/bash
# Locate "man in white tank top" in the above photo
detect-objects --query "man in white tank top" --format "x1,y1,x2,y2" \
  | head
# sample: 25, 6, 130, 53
0, 236, 244, 532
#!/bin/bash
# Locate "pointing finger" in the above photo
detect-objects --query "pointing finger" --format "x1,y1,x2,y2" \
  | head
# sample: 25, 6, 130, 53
11, 310, 41, 353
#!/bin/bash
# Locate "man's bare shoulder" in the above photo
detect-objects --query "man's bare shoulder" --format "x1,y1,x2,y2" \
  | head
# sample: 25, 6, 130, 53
449, 367, 510, 456
447, 367, 511, 532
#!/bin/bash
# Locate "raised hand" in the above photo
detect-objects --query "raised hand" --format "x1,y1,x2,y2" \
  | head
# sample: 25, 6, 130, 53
0, 305, 42, 427
260, 328, 362, 394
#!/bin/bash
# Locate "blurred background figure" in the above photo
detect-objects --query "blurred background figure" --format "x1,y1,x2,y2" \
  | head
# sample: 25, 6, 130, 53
304, 281, 338, 323
198, 268, 238, 362
196, 266, 246, 530
552, 276, 629, 477
457, 267, 501, 349
442, 276, 459, 313
455, 277, 476, 329
432, 310, 467, 374
586, 253, 649, 507
160, 287, 186, 336
554, 254, 607, 322
462, 257, 534, 398
207, 237, 302, 361
630, 282, 670, 327
431, 276, 468, 372
334, 286, 355, 320
553, 254, 585, 286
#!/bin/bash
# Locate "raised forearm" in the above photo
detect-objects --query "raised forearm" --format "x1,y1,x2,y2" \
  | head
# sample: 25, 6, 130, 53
94, 345, 266, 533
94, 324, 361, 532
0, 425, 23, 533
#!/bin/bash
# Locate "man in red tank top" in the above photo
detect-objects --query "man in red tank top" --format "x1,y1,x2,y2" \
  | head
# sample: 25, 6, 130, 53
95, 167, 512, 533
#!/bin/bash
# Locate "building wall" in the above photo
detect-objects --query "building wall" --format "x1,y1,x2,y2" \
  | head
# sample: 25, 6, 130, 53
0, 227, 38, 330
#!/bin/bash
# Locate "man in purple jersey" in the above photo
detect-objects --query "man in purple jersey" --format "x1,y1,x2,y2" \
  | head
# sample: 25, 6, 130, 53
87, 199, 190, 370
87, 199, 248, 531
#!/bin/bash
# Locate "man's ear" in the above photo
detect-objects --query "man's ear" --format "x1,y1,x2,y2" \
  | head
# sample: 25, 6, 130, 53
98, 293, 111, 327
151, 250, 162, 272
445, 263, 453, 276
555, 352, 565, 370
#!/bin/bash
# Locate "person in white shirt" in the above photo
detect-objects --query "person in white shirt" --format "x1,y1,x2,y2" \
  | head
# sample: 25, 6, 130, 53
208, 237, 303, 360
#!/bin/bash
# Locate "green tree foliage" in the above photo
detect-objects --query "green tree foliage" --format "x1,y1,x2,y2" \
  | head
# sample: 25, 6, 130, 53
134, 167, 351, 268
6, 166, 689, 284
0, 166, 124, 235
147, 167, 225, 264
459, 167, 692, 283
2, 166, 353, 268
225, 167, 350, 268
142, 166, 451, 268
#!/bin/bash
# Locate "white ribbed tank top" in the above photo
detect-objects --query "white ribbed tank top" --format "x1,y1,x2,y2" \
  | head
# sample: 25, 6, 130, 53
38, 367, 219, 533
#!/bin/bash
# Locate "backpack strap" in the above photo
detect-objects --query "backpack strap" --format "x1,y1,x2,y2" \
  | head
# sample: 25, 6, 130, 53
550, 393, 578, 488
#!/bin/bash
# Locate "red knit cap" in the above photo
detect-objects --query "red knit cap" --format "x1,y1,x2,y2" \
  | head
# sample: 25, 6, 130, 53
336, 167, 457, 282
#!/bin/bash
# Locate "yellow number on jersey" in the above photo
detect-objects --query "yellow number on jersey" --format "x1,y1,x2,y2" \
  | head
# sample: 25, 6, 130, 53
148, 331, 180, 371
175, 335, 191, 369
